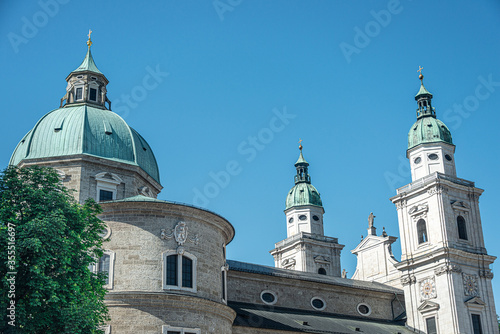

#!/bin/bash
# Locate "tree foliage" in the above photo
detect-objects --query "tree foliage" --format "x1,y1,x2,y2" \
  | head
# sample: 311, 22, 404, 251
0, 166, 109, 333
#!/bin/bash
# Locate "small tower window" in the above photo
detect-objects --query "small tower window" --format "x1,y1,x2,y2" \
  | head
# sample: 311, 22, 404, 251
75, 87, 83, 100
417, 219, 428, 244
89, 88, 97, 101
318, 268, 327, 275
457, 216, 468, 240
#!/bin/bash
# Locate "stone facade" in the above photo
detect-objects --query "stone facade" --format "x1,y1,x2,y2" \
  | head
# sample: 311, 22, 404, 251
16, 154, 162, 203
391, 173, 497, 333
351, 226, 402, 289
97, 199, 236, 333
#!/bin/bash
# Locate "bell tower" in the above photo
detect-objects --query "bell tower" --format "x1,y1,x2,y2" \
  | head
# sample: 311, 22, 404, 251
270, 142, 344, 276
391, 70, 497, 334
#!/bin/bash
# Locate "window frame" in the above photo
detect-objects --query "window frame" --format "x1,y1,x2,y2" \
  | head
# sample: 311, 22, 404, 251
221, 264, 228, 303
471, 313, 483, 334
457, 215, 468, 240
90, 250, 115, 290
75, 86, 84, 101
162, 325, 200, 334
310, 296, 326, 311
260, 290, 278, 305
425, 316, 438, 334
162, 250, 197, 293
95, 172, 122, 202
356, 303, 372, 316
417, 218, 429, 245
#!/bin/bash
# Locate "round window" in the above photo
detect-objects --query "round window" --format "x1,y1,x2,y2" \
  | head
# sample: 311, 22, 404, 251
428, 153, 439, 160
260, 291, 277, 305
311, 297, 326, 310
288, 217, 294, 223
445, 154, 452, 161
98, 226, 111, 239
299, 215, 307, 221
357, 303, 371, 316
414, 157, 422, 164
313, 215, 319, 221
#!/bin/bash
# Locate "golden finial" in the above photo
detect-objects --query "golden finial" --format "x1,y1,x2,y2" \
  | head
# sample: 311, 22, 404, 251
417, 66, 424, 83
298, 138, 303, 151
87, 29, 93, 48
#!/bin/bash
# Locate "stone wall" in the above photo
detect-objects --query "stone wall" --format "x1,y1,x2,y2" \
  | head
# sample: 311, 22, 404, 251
99, 200, 236, 333
227, 269, 405, 321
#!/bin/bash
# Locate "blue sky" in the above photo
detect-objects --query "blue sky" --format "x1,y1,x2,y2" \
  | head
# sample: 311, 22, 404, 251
2, 0, 500, 310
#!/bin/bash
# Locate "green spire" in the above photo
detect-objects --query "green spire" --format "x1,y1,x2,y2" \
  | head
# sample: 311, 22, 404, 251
414, 71, 435, 119
72, 30, 102, 74
73, 47, 103, 74
294, 142, 311, 184
415, 83, 433, 98
407, 70, 453, 150
295, 150, 308, 165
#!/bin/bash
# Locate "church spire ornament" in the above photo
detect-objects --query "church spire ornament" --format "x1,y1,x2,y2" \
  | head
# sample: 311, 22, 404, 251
87, 29, 93, 48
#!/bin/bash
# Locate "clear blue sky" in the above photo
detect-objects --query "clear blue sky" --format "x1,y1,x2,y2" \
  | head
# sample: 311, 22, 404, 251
2, 0, 500, 310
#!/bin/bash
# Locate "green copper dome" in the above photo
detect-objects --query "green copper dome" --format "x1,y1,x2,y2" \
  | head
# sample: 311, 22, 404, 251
286, 182, 323, 210
10, 105, 160, 183
408, 117, 453, 150
10, 41, 160, 183
285, 146, 323, 210
408, 76, 453, 150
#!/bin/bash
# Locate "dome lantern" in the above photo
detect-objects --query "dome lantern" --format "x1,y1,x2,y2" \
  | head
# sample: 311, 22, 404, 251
60, 30, 111, 110
285, 142, 323, 210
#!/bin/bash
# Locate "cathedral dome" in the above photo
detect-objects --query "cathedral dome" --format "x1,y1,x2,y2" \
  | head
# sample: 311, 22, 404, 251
10, 105, 160, 183
407, 116, 453, 150
285, 182, 323, 210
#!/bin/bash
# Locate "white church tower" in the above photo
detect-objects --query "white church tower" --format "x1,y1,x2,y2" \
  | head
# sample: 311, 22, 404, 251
390, 72, 497, 334
270, 143, 344, 276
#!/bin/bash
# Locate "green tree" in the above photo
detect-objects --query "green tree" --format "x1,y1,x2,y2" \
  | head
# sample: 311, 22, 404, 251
0, 166, 109, 333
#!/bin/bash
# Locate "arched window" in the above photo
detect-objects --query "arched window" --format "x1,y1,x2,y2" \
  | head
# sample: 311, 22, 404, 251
318, 268, 327, 275
457, 216, 468, 240
163, 251, 197, 292
417, 219, 428, 244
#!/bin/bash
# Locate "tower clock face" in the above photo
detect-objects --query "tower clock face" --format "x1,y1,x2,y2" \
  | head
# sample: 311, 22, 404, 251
463, 274, 478, 296
420, 278, 436, 299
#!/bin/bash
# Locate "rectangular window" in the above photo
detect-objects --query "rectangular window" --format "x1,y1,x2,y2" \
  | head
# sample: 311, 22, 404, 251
182, 256, 193, 288
99, 190, 114, 202
222, 270, 226, 301
472, 314, 483, 334
75, 87, 83, 100
166, 255, 178, 286
98, 254, 111, 285
425, 317, 437, 334
89, 88, 97, 101
163, 327, 200, 334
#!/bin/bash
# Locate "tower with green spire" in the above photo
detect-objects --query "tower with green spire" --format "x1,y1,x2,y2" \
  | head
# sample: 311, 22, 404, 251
270, 142, 344, 276
391, 70, 497, 334
407, 72, 456, 181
